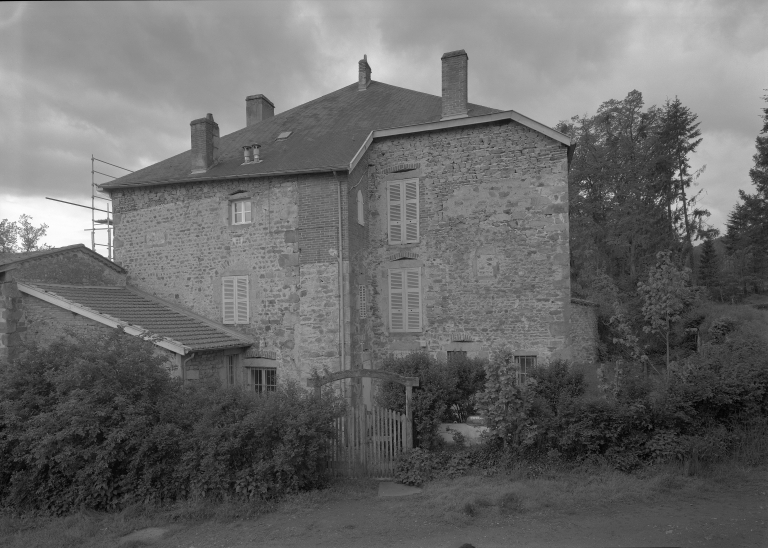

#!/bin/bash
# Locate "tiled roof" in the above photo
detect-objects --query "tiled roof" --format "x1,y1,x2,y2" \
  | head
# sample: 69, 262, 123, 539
0, 244, 124, 272
101, 81, 501, 189
27, 283, 253, 352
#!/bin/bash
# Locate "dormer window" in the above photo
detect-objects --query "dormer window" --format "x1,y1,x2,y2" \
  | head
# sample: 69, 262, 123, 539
242, 144, 262, 164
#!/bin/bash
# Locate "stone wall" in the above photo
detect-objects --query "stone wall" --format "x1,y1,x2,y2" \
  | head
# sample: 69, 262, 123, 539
362, 120, 571, 364
569, 298, 599, 364
112, 173, 345, 381
9, 249, 126, 286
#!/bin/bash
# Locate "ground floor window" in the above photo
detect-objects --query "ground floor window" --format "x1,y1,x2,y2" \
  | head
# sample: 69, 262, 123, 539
447, 350, 467, 364
226, 355, 237, 386
514, 355, 536, 384
247, 367, 277, 393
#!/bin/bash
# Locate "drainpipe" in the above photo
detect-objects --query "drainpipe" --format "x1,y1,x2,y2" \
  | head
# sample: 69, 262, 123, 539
182, 352, 196, 383
333, 171, 346, 375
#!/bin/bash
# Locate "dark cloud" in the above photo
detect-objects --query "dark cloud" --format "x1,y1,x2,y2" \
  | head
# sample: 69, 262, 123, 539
1, 0, 766, 241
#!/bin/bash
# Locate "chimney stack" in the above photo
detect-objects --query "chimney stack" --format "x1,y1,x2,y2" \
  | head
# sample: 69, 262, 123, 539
190, 113, 220, 174
441, 49, 469, 120
246, 94, 275, 127
358, 54, 372, 91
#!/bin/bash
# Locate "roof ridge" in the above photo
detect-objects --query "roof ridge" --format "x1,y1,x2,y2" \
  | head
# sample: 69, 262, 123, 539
31, 283, 125, 289
0, 244, 125, 273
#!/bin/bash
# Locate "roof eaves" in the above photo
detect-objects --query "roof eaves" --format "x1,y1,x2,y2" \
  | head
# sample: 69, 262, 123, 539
349, 110, 572, 173
18, 282, 191, 355
99, 164, 349, 191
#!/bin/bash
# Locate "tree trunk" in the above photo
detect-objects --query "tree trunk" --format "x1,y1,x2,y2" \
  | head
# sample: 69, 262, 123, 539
665, 315, 670, 374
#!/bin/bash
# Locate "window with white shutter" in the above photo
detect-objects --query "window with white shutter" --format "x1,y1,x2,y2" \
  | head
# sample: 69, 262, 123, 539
389, 267, 422, 332
387, 179, 419, 244
357, 190, 365, 226
222, 276, 249, 325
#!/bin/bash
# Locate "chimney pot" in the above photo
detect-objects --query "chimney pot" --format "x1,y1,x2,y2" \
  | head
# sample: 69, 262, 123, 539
246, 94, 275, 127
251, 143, 261, 162
190, 113, 220, 173
358, 54, 372, 91
441, 49, 469, 120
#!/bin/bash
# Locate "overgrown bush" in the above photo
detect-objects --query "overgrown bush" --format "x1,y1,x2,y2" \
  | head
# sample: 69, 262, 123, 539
0, 333, 344, 514
376, 352, 486, 449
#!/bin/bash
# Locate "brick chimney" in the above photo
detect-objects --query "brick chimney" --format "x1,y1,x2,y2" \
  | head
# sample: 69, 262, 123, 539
190, 113, 220, 174
358, 54, 372, 91
246, 94, 275, 127
441, 49, 469, 120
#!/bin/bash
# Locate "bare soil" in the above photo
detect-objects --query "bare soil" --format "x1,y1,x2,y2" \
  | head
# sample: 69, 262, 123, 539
138, 470, 767, 548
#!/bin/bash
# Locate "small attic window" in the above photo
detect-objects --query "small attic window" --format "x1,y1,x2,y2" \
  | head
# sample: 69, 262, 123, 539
276, 131, 292, 141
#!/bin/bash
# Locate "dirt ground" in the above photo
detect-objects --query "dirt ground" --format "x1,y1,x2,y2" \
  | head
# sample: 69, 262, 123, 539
140, 471, 767, 548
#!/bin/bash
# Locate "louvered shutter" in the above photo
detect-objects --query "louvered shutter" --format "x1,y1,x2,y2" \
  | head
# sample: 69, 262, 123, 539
389, 269, 405, 331
387, 182, 403, 244
403, 179, 419, 243
405, 268, 422, 331
222, 277, 235, 324
236, 277, 249, 324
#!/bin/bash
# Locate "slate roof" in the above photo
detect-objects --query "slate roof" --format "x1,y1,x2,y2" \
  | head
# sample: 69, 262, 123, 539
101, 81, 501, 189
0, 244, 124, 272
26, 283, 254, 352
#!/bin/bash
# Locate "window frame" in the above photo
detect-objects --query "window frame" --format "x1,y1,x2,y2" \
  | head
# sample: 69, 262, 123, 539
226, 354, 237, 386
222, 275, 250, 325
231, 200, 252, 225
514, 355, 537, 385
358, 284, 367, 319
246, 367, 277, 394
387, 178, 419, 245
388, 267, 422, 333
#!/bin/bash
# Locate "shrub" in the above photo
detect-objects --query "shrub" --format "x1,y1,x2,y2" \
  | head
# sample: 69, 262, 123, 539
0, 332, 344, 514
376, 352, 486, 449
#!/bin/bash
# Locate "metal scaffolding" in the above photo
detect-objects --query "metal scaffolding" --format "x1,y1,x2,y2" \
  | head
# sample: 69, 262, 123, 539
45, 156, 133, 261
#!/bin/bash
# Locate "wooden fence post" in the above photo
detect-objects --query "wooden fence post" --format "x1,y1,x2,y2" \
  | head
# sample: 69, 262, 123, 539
405, 384, 413, 450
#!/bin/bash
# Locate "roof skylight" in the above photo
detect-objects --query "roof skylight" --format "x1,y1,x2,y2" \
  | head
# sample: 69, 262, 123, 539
276, 131, 292, 141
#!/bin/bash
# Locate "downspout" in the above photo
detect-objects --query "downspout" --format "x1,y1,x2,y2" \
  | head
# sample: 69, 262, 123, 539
182, 352, 196, 383
333, 171, 346, 374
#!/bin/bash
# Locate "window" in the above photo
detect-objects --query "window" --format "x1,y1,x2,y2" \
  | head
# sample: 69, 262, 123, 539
226, 355, 237, 386
514, 355, 536, 385
247, 367, 277, 394
447, 350, 467, 364
358, 284, 367, 318
232, 200, 252, 225
357, 190, 365, 226
389, 267, 421, 332
387, 179, 419, 244
222, 276, 249, 325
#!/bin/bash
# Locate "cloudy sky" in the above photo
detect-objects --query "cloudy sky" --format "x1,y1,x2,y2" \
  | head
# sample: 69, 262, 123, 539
2, 0, 766, 255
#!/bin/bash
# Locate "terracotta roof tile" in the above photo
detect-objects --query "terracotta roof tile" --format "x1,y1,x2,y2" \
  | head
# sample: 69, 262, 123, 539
28, 283, 253, 351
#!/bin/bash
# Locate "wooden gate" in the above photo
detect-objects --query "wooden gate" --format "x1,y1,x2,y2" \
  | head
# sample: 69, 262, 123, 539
308, 369, 419, 478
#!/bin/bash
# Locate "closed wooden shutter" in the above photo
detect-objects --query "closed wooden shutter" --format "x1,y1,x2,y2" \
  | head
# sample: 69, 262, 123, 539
389, 268, 421, 332
357, 190, 365, 225
389, 269, 404, 331
387, 182, 402, 244
403, 179, 419, 243
222, 276, 249, 325
236, 276, 249, 324
222, 277, 236, 324
405, 268, 422, 331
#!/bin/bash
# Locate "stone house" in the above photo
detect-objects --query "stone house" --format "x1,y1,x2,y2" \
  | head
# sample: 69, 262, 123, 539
0, 245, 260, 384
4, 50, 597, 390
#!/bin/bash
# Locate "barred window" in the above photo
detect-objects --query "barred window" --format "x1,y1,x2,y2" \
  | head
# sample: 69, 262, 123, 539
514, 355, 536, 385
358, 285, 367, 318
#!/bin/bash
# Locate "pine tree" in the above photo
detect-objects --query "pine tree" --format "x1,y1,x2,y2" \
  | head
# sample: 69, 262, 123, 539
698, 238, 720, 289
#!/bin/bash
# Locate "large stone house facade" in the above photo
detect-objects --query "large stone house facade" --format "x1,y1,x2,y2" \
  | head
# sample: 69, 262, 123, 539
72, 50, 595, 388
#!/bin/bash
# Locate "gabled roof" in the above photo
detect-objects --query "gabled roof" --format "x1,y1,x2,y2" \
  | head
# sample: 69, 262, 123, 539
19, 283, 254, 353
100, 81, 501, 190
0, 244, 124, 273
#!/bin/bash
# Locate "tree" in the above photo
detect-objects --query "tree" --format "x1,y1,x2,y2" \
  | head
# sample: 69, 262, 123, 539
724, 91, 768, 294
0, 214, 50, 253
637, 251, 695, 370
698, 238, 720, 290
